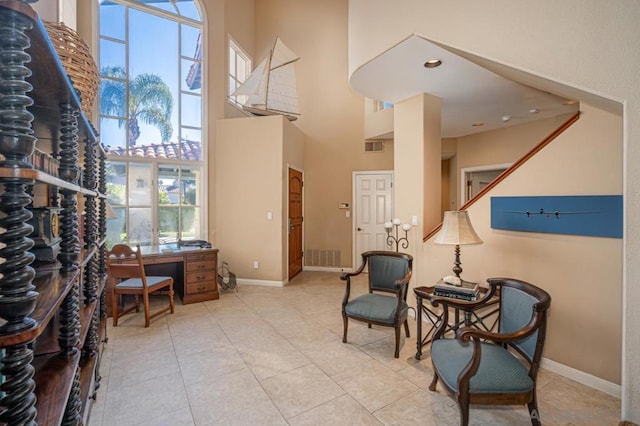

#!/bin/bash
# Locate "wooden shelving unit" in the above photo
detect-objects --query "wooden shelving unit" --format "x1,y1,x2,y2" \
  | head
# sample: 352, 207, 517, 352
0, 1, 108, 424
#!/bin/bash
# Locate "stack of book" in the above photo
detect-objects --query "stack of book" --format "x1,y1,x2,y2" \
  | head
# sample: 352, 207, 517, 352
434, 279, 479, 301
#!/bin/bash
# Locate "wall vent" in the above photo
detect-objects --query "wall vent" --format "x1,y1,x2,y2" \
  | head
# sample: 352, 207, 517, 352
305, 249, 341, 267
364, 140, 384, 153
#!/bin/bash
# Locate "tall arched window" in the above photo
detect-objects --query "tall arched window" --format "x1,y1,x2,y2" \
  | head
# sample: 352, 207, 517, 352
98, 0, 205, 246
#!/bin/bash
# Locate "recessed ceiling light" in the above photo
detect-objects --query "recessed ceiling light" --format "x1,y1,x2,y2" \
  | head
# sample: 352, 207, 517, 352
529, 108, 539, 114
501, 115, 511, 122
472, 122, 484, 127
424, 59, 442, 68
563, 100, 578, 105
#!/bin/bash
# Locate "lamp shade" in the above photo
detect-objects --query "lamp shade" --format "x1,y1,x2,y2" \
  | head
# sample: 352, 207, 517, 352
433, 211, 483, 245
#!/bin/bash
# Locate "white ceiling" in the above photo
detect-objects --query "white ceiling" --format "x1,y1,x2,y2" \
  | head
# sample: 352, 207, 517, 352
349, 35, 579, 138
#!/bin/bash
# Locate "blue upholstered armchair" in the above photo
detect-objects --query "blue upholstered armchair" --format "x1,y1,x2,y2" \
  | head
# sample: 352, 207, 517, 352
428, 277, 551, 426
340, 251, 413, 358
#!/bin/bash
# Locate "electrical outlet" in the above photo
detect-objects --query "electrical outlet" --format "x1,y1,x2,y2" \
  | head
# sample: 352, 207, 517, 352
253, 260, 259, 269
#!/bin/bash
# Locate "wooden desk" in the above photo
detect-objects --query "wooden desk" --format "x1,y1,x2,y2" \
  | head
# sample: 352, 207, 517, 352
413, 285, 499, 360
107, 245, 219, 311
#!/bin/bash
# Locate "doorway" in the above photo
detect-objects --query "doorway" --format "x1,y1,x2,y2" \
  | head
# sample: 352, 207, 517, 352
461, 163, 511, 205
352, 171, 394, 267
288, 167, 303, 280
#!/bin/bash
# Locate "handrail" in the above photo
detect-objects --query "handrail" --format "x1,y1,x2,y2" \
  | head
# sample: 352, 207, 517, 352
424, 111, 581, 242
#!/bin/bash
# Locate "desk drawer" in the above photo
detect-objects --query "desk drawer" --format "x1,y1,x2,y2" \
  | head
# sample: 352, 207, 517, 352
186, 280, 217, 294
186, 270, 216, 284
186, 252, 217, 263
186, 259, 216, 272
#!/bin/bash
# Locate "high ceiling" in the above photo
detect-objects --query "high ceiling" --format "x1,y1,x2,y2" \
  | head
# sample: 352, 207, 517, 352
349, 35, 579, 138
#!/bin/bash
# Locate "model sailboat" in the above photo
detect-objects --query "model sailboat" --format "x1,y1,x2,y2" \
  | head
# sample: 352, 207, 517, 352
232, 37, 300, 121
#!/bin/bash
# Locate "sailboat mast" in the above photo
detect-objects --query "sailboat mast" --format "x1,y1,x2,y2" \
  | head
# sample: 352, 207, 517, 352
263, 37, 279, 110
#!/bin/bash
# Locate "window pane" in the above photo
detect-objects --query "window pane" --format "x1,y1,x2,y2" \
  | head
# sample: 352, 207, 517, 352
129, 9, 178, 146
182, 58, 201, 94
180, 166, 200, 205
100, 38, 126, 72
158, 207, 179, 243
158, 165, 180, 206
106, 161, 127, 206
237, 56, 247, 80
106, 207, 126, 247
181, 25, 201, 60
100, 3, 126, 40
101, 117, 127, 154
176, 2, 201, 21
128, 163, 152, 206
229, 48, 236, 75
129, 208, 152, 245
181, 128, 201, 161
181, 93, 201, 128
180, 206, 200, 239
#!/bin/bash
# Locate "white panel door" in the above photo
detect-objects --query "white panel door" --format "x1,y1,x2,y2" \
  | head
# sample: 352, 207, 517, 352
354, 172, 393, 264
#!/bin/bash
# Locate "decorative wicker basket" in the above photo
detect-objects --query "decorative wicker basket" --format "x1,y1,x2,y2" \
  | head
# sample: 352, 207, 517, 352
44, 21, 100, 117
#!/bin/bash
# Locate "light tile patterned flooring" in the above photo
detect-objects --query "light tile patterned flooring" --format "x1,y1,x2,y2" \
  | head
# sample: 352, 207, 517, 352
88, 271, 620, 425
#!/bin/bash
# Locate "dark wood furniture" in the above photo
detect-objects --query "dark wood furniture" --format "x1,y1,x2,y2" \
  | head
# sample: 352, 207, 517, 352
428, 278, 551, 426
0, 1, 107, 424
107, 244, 175, 327
340, 251, 413, 358
133, 244, 219, 304
414, 285, 499, 360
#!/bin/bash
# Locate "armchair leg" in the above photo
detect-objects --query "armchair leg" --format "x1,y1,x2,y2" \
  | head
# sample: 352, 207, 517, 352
404, 319, 410, 337
528, 390, 541, 426
342, 313, 348, 343
456, 399, 470, 426
394, 326, 400, 358
428, 372, 439, 391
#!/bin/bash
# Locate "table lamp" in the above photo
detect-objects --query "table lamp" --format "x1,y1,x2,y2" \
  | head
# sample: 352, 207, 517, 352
433, 211, 483, 281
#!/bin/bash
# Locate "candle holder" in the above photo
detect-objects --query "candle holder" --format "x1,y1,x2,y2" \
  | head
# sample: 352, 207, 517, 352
384, 218, 411, 252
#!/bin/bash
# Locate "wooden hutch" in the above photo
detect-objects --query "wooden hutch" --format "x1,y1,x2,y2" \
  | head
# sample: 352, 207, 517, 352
0, 0, 107, 424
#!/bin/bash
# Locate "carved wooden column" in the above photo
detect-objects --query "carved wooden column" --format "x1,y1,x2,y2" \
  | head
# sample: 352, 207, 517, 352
0, 6, 38, 425
83, 136, 98, 304
61, 366, 82, 426
58, 104, 80, 272
57, 103, 81, 424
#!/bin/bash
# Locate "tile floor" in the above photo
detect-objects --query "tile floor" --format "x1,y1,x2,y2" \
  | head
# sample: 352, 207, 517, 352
88, 271, 620, 426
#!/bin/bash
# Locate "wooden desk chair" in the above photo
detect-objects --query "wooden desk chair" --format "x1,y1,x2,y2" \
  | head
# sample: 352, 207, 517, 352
340, 251, 413, 358
107, 244, 175, 327
428, 277, 551, 426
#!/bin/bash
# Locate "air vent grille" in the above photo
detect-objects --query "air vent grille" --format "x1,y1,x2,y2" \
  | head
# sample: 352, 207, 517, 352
364, 140, 384, 153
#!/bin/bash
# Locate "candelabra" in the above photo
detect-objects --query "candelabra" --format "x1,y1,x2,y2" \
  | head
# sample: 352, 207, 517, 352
384, 218, 411, 252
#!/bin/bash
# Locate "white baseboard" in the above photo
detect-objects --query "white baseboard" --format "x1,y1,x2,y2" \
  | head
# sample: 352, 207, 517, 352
408, 311, 621, 398
540, 357, 621, 398
236, 278, 286, 287
303, 266, 351, 273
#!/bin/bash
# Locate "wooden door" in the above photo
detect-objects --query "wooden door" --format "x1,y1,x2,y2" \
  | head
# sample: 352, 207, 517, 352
288, 168, 303, 279
354, 172, 393, 262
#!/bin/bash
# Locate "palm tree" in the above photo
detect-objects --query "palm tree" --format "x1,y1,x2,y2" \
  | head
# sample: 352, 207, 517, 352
100, 66, 173, 145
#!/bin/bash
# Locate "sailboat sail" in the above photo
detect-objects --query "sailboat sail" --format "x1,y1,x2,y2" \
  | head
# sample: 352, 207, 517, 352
231, 37, 300, 120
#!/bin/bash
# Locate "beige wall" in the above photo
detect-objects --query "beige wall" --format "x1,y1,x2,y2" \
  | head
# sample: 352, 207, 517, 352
254, 0, 392, 268
349, 2, 637, 415
216, 115, 303, 283
424, 102, 623, 383
451, 114, 575, 210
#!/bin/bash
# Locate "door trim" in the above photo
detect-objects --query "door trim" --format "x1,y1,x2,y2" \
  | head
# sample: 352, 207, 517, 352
352, 170, 394, 270
460, 163, 512, 206
287, 164, 304, 282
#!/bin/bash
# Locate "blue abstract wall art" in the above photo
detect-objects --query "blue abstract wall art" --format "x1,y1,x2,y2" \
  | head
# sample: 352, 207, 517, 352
490, 195, 623, 238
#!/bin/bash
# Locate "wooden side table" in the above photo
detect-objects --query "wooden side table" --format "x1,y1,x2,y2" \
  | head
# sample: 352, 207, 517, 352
414, 285, 500, 360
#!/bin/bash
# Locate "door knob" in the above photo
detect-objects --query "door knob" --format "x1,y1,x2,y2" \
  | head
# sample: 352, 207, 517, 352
357, 227, 363, 231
